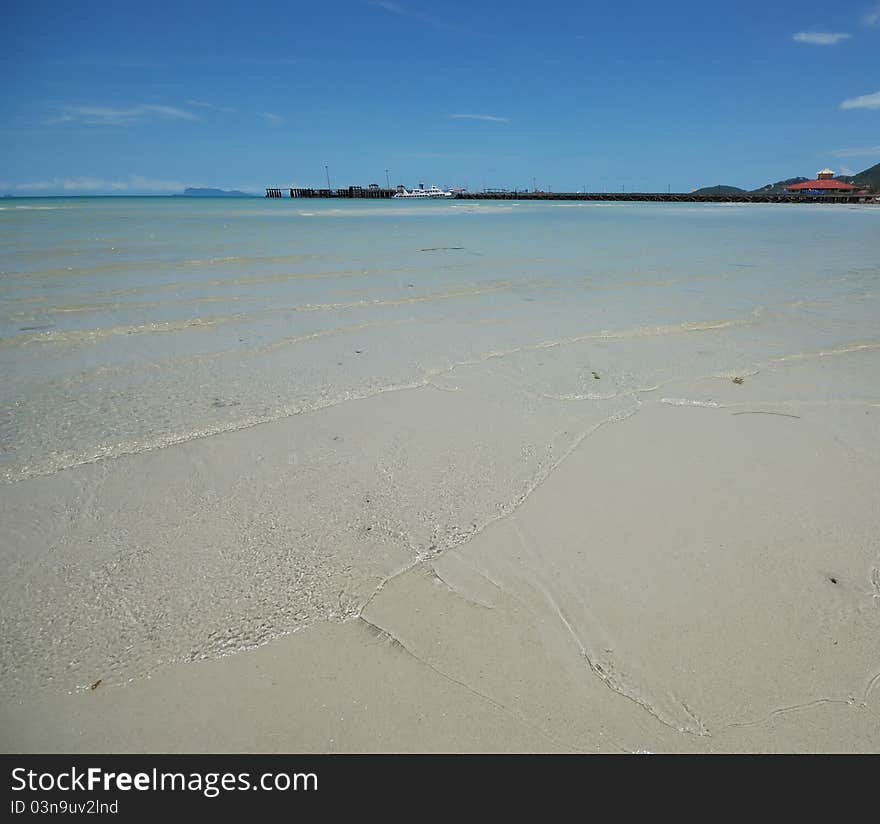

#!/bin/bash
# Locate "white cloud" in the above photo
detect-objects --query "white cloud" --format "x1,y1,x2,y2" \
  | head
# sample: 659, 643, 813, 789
792, 31, 851, 45
863, 4, 880, 26
450, 113, 509, 123
840, 90, 880, 110
371, 0, 404, 13
127, 175, 192, 190
259, 112, 283, 124
12, 175, 188, 193
368, 1, 459, 32
44, 104, 198, 125
186, 99, 236, 113
831, 145, 880, 157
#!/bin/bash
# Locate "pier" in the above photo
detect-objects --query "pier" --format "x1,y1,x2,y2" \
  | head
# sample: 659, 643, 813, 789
455, 191, 876, 204
267, 186, 396, 199
268, 187, 875, 204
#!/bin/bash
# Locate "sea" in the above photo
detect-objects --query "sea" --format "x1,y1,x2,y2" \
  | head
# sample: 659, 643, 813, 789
2, 196, 878, 485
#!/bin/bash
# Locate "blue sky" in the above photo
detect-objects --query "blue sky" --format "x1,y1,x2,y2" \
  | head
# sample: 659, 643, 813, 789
2, 0, 879, 194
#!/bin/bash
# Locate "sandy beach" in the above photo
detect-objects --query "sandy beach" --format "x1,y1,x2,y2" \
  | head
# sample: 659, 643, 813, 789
1, 199, 878, 753
2, 339, 878, 753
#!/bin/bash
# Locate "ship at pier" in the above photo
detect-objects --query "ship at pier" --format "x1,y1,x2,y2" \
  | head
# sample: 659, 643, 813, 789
393, 184, 454, 199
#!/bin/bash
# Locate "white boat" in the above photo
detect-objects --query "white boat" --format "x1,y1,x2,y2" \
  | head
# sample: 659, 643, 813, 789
393, 184, 454, 199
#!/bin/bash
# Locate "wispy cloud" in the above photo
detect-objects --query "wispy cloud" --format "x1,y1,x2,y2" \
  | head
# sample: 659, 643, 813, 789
792, 31, 851, 45
46, 57, 168, 70
258, 112, 283, 124
12, 175, 189, 193
450, 113, 509, 123
840, 90, 880, 110
397, 151, 485, 159
370, 1, 405, 13
44, 104, 197, 125
863, 3, 880, 26
831, 145, 880, 157
232, 56, 305, 66
186, 99, 236, 113
368, 1, 460, 33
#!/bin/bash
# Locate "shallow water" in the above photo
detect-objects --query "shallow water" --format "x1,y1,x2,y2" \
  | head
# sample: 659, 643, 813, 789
2, 197, 880, 704
2, 197, 878, 482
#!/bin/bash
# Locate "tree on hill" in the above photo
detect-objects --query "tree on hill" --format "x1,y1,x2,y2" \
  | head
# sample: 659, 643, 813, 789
852, 162, 880, 191
750, 177, 808, 194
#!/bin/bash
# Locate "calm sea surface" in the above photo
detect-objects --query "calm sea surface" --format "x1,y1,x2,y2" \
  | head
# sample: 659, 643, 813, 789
1, 196, 879, 483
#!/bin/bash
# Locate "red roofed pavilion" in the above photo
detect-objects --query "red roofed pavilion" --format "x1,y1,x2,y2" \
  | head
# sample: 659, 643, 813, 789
785, 169, 860, 195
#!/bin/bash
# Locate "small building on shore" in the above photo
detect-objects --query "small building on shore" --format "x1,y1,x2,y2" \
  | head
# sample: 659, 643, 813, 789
784, 169, 861, 195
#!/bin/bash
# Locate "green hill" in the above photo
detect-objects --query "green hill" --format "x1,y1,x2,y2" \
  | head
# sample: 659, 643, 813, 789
692, 185, 747, 196
852, 162, 880, 191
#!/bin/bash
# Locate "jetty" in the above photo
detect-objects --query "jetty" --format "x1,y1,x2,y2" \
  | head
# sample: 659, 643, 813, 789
456, 191, 875, 204
268, 187, 874, 204
268, 186, 396, 199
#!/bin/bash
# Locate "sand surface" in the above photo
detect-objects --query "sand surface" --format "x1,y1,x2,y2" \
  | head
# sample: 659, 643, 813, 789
3, 346, 878, 753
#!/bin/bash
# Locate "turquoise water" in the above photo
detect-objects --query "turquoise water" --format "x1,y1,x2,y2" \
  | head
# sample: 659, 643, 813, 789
2, 196, 879, 483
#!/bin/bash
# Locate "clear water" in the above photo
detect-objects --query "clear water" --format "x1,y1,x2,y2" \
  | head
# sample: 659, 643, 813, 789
3, 195, 880, 700
1, 196, 879, 483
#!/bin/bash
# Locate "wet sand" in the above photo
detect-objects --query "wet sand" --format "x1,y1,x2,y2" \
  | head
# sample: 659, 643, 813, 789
2, 346, 878, 753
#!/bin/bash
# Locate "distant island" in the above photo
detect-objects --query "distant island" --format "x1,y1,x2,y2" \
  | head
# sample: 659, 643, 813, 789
178, 188, 254, 197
